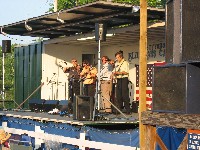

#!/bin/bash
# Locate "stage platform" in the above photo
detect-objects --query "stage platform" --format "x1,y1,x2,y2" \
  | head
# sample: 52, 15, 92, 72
0, 111, 139, 149
0, 111, 139, 127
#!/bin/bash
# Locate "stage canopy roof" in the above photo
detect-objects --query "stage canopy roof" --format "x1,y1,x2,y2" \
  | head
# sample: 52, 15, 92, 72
0, 1, 165, 39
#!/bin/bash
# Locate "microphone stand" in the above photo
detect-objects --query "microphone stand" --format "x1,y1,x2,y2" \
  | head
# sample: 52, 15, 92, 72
48, 73, 57, 100
114, 62, 117, 111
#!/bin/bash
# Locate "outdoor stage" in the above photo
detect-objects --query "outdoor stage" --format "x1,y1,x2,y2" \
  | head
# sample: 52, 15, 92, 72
0, 110, 139, 149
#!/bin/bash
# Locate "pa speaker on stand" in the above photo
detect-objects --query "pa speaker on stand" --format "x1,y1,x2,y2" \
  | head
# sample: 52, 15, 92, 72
95, 23, 107, 41
94, 23, 107, 119
2, 40, 11, 53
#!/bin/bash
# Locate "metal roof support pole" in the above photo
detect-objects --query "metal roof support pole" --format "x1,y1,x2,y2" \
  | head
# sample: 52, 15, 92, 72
139, 0, 147, 149
2, 53, 5, 109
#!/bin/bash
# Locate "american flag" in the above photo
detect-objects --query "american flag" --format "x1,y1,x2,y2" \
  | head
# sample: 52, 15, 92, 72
135, 62, 165, 109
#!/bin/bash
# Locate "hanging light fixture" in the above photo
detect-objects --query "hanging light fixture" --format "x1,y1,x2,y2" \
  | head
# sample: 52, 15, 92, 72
57, 11, 65, 24
25, 19, 32, 31
0, 27, 7, 36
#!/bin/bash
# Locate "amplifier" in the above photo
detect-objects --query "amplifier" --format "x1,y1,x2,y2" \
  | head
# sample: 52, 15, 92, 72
29, 99, 45, 112
43, 100, 59, 112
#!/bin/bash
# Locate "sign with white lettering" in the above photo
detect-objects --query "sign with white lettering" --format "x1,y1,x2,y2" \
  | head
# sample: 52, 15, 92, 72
128, 42, 165, 62
188, 130, 200, 150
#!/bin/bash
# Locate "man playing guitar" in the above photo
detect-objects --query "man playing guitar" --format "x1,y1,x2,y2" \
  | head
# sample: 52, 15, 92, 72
80, 60, 97, 97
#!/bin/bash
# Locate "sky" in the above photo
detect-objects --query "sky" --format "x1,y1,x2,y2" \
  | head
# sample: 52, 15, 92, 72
0, 0, 54, 45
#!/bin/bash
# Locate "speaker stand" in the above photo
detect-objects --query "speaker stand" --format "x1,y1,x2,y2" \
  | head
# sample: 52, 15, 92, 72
97, 39, 101, 110
92, 39, 101, 121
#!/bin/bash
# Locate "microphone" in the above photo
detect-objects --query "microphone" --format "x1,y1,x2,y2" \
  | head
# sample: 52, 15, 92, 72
114, 59, 118, 63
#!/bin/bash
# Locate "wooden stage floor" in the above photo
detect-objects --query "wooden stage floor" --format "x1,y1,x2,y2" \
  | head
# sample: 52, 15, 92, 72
0, 110, 139, 126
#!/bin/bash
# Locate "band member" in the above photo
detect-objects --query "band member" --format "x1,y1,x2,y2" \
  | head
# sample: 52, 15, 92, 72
113, 51, 131, 114
80, 60, 97, 97
100, 56, 113, 113
63, 58, 81, 113
63, 58, 80, 79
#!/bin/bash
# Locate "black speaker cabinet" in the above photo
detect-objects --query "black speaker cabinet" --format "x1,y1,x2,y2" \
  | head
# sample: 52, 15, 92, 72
73, 95, 94, 121
43, 100, 59, 112
58, 100, 68, 112
2, 40, 11, 53
29, 99, 45, 112
165, 0, 200, 63
95, 23, 107, 41
152, 63, 200, 114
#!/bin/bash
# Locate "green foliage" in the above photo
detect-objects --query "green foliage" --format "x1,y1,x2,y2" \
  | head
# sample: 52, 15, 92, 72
49, 0, 166, 11
148, 0, 166, 7
36, 37, 44, 42
112, 0, 140, 5
49, 0, 76, 11
0, 44, 15, 108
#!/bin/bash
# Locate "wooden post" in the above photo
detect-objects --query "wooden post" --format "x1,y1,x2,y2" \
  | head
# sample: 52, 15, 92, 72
54, 0, 58, 12
146, 125, 156, 150
139, 0, 147, 149
156, 134, 168, 150
178, 134, 188, 150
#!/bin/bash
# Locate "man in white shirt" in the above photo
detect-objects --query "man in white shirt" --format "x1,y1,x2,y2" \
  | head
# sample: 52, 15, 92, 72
100, 56, 113, 113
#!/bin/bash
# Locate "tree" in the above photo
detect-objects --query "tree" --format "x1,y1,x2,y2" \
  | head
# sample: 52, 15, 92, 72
0, 44, 15, 108
112, 0, 165, 7
49, 0, 76, 12
49, 0, 166, 11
